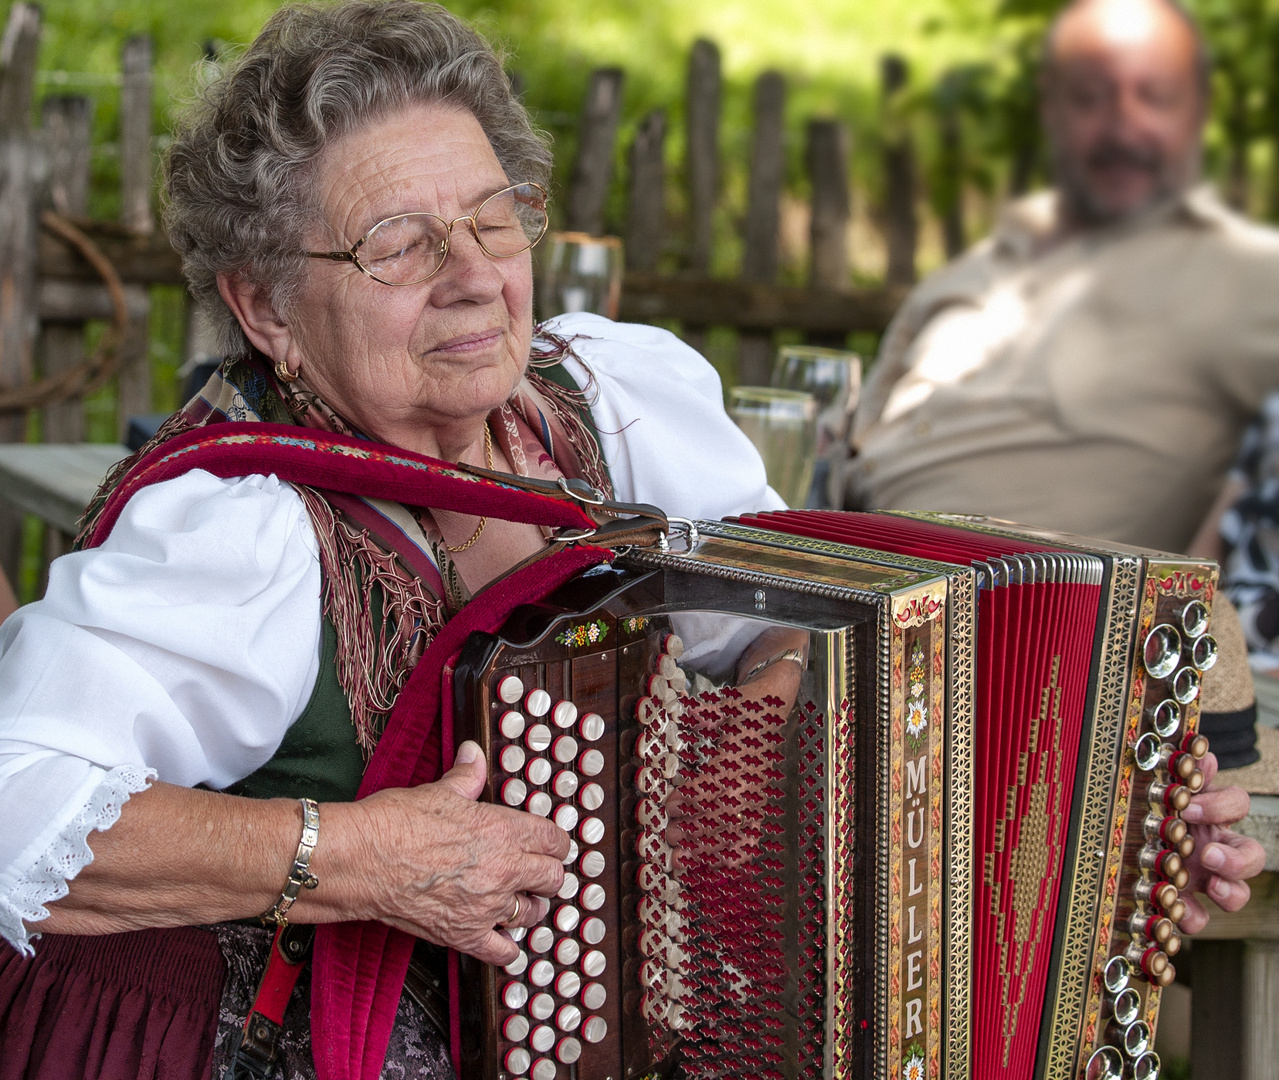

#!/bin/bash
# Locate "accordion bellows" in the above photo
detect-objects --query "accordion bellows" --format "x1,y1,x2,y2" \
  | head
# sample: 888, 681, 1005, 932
454, 510, 1216, 1080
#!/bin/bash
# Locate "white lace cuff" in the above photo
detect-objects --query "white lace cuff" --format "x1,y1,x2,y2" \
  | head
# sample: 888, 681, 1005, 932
0, 764, 155, 955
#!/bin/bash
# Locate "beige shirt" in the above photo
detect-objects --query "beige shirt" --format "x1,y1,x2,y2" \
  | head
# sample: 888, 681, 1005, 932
850, 188, 1279, 552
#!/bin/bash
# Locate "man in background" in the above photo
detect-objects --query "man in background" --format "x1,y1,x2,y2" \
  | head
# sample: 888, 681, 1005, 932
847, 0, 1268, 925
849, 0, 1279, 556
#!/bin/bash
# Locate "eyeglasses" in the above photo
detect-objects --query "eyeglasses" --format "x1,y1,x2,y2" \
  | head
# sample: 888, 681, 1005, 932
304, 181, 549, 286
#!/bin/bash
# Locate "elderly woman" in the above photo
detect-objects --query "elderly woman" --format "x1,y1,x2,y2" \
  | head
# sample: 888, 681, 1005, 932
0, 2, 1263, 1079
0, 3, 793, 1077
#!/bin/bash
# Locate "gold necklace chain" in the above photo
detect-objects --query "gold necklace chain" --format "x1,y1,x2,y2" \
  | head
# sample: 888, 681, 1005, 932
445, 422, 493, 554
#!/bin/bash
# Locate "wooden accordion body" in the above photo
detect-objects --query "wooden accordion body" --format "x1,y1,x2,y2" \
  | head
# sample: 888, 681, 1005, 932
454, 510, 1218, 1080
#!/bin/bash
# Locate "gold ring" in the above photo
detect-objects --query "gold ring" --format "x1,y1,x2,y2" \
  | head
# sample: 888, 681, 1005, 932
507, 895, 521, 925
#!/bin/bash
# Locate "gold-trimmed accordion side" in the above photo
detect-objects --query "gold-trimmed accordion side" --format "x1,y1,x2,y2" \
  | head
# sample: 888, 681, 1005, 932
454, 510, 1218, 1080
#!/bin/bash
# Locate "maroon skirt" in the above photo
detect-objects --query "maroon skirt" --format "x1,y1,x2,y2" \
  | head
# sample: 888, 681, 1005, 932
0, 927, 225, 1080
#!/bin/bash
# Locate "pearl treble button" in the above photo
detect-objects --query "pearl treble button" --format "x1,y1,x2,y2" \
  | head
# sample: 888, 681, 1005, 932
580, 849, 606, 878
529, 992, 555, 1020
555, 970, 581, 998
553, 770, 579, 798
582, 1015, 608, 1044
552, 700, 578, 729
530, 1024, 555, 1053
525, 724, 552, 753
555, 937, 581, 965
580, 917, 606, 945
501, 778, 527, 807
581, 981, 607, 1010
579, 817, 605, 846
578, 782, 605, 811
526, 791, 552, 817
557, 872, 580, 900
579, 712, 605, 742
554, 803, 580, 832
525, 757, 552, 786
503, 1014, 530, 1042
529, 959, 555, 987
504, 950, 529, 977
497, 675, 524, 704
500, 744, 526, 774
556, 1004, 583, 1033
500, 710, 526, 739
525, 688, 552, 718
504, 1047, 531, 1076
531, 1059, 557, 1080
581, 949, 606, 977
580, 883, 605, 910
554, 905, 581, 933
552, 735, 579, 764
562, 838, 579, 865
579, 749, 604, 776
528, 926, 555, 954
556, 1037, 583, 1065
503, 980, 529, 1009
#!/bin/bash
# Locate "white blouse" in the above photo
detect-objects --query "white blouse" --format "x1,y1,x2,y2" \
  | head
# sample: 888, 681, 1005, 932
0, 314, 783, 951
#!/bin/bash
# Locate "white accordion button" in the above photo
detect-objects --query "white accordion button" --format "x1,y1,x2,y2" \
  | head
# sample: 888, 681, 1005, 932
556, 1037, 583, 1065
503, 981, 529, 1010
581, 981, 607, 1011
581, 917, 606, 945
555, 970, 581, 998
646, 674, 669, 699
525, 757, 552, 786
530, 1024, 555, 1053
581, 949, 606, 977
529, 992, 555, 1020
531, 1058, 557, 1080
657, 654, 679, 679
552, 700, 578, 729
555, 937, 581, 965
507, 925, 527, 943
582, 1015, 608, 1044
552, 735, 579, 764
497, 676, 525, 704
501, 779, 527, 807
503, 1047, 531, 1076
553, 770, 579, 798
528, 926, 555, 954
579, 749, 605, 777
662, 633, 684, 658
500, 744, 526, 774
636, 832, 672, 871
636, 697, 662, 727
526, 791, 553, 817
579, 817, 605, 845
503, 1014, 530, 1042
636, 730, 662, 760
579, 712, 605, 742
554, 804, 580, 832
640, 992, 666, 1025
580, 849, 606, 879
500, 710, 526, 740
635, 767, 664, 796
562, 838, 579, 865
525, 724, 552, 753
580, 883, 606, 911
636, 798, 667, 831
504, 950, 529, 977
557, 872, 579, 900
554, 905, 581, 933
529, 959, 555, 987
555, 1004, 582, 1033
525, 688, 552, 718
578, 782, 605, 811
640, 957, 665, 989
660, 752, 679, 780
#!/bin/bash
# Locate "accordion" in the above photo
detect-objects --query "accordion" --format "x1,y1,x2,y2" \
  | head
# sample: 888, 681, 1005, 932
454, 510, 1217, 1080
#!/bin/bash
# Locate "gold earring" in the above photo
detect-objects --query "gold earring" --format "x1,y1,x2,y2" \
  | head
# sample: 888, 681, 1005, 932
275, 357, 299, 384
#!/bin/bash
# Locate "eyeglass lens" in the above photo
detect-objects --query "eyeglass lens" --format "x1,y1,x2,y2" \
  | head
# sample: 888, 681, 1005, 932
360, 183, 548, 285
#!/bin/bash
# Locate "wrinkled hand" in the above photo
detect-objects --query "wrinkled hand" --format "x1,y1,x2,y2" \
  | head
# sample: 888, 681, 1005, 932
353, 740, 569, 965
1178, 751, 1266, 934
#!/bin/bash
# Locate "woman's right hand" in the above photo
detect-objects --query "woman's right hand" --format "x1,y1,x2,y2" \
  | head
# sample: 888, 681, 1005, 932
316, 740, 570, 966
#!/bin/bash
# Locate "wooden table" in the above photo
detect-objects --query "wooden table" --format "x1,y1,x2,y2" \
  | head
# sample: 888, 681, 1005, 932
0, 442, 129, 535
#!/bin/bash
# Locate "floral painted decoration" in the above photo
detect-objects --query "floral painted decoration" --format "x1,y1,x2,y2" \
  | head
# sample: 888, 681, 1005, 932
556, 619, 609, 648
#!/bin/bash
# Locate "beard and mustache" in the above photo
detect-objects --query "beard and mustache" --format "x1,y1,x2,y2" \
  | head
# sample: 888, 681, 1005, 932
1053, 136, 1201, 224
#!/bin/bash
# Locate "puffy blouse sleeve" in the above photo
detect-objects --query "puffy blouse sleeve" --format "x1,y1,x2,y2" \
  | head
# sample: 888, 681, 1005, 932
549, 313, 787, 518
0, 469, 322, 952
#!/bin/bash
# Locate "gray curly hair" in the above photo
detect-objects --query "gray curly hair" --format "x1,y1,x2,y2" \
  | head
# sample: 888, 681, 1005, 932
164, 0, 553, 356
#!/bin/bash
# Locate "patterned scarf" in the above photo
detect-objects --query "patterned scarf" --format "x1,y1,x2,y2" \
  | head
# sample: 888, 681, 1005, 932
80, 329, 612, 754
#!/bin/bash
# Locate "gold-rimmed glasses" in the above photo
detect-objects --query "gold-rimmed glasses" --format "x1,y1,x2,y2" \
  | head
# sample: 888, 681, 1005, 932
304, 181, 549, 286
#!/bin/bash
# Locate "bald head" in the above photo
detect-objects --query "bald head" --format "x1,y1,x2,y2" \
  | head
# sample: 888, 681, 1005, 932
1041, 0, 1209, 225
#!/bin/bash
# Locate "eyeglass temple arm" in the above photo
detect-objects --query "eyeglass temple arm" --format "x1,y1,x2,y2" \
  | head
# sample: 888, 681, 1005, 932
304, 250, 357, 262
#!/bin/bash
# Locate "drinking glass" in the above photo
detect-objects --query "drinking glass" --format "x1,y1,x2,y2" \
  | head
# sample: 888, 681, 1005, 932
727, 387, 818, 509
537, 232, 624, 320
771, 346, 861, 508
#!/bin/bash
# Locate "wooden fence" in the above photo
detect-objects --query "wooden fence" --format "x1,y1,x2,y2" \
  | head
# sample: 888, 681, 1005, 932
0, 3, 935, 583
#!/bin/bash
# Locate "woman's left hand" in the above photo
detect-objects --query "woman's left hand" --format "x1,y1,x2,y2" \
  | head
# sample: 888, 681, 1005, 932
1178, 751, 1267, 933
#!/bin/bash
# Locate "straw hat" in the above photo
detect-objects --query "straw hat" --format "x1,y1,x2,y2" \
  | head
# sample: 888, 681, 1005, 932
1204, 596, 1279, 795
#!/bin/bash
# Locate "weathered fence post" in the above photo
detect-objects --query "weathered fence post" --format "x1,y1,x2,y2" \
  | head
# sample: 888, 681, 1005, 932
566, 68, 624, 236
0, 2, 42, 587
806, 119, 850, 290
39, 95, 92, 445
937, 69, 966, 260
881, 54, 918, 287
738, 70, 786, 385
625, 109, 666, 272
683, 38, 721, 356
117, 34, 154, 437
